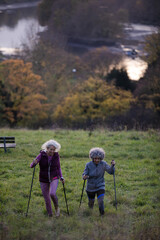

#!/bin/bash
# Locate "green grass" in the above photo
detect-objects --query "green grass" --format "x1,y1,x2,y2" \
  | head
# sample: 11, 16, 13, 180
0, 128, 160, 240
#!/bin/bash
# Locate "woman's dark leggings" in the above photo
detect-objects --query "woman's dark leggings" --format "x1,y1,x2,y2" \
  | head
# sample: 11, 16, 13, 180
87, 189, 105, 215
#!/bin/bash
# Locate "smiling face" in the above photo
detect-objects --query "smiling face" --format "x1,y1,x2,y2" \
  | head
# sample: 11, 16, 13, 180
93, 157, 101, 165
47, 145, 56, 156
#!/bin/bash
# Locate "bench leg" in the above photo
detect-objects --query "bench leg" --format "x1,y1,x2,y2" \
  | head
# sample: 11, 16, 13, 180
4, 138, 7, 153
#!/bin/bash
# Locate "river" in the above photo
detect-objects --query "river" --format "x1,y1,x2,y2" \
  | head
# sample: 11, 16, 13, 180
118, 23, 158, 80
0, 1, 158, 80
0, 1, 45, 54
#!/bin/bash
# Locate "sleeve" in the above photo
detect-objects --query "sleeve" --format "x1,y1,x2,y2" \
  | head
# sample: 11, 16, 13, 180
30, 153, 41, 168
82, 163, 89, 178
104, 161, 115, 175
56, 154, 63, 178
59, 167, 63, 178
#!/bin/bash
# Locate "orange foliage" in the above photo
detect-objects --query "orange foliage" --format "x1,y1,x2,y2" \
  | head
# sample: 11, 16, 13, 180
0, 59, 49, 127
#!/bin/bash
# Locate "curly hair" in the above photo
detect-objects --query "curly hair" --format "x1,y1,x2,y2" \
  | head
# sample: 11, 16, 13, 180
41, 139, 61, 152
89, 147, 105, 160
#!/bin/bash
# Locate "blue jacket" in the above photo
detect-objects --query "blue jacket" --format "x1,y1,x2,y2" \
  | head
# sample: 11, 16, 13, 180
82, 160, 115, 192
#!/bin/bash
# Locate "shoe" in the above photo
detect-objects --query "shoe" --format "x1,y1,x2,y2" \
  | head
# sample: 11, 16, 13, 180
55, 207, 60, 217
100, 210, 105, 216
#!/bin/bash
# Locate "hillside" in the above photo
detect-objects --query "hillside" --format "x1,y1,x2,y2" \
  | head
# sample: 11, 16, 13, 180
0, 129, 160, 240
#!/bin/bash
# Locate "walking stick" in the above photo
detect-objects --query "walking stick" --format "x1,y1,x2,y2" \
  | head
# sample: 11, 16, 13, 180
26, 166, 36, 217
62, 182, 70, 215
113, 169, 117, 210
79, 179, 86, 208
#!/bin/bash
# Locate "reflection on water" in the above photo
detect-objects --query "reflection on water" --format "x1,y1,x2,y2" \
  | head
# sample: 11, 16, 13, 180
120, 57, 148, 80
0, 5, 37, 28
121, 23, 157, 80
0, 2, 45, 54
0, 19, 43, 51
125, 23, 158, 41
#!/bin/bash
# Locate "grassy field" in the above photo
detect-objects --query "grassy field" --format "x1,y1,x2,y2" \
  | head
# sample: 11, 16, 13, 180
0, 128, 160, 240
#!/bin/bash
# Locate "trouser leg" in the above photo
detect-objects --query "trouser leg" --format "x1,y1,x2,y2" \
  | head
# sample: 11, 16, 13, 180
87, 191, 95, 209
40, 182, 53, 216
97, 190, 105, 215
50, 179, 59, 209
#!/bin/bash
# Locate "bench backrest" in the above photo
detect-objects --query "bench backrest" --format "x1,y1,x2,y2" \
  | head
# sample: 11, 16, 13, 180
0, 137, 16, 153
0, 137, 15, 143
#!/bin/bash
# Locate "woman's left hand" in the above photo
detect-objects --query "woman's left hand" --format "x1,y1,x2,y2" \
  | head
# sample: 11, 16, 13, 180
111, 160, 115, 166
60, 177, 65, 184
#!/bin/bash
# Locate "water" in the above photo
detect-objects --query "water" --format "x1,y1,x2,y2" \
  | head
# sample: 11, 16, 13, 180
119, 57, 148, 80
0, 2, 158, 80
110, 23, 157, 80
0, 1, 45, 54
125, 23, 158, 41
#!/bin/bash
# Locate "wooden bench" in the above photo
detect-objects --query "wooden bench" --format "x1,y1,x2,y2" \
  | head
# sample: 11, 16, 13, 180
0, 137, 16, 153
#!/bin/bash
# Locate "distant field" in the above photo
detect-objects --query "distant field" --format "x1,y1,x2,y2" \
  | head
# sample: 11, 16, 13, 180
0, 128, 160, 240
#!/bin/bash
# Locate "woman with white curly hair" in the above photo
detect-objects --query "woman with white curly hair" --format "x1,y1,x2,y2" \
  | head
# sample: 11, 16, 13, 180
82, 147, 115, 215
30, 139, 64, 217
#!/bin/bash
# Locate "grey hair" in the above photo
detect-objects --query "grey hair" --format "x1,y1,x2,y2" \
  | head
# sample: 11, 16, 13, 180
89, 147, 105, 160
41, 139, 61, 152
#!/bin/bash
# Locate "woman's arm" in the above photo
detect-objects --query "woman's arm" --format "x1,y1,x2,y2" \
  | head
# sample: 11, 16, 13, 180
30, 154, 41, 168
82, 163, 89, 179
56, 154, 65, 183
104, 160, 115, 174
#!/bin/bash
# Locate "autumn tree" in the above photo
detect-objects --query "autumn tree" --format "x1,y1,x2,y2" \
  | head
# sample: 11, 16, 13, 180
0, 79, 8, 125
0, 59, 49, 128
135, 64, 160, 115
143, 31, 160, 66
135, 32, 160, 116
53, 77, 134, 127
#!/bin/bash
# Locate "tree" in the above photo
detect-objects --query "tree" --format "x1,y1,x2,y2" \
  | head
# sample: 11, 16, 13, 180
127, 0, 160, 25
143, 31, 160, 66
106, 67, 136, 92
21, 39, 90, 108
0, 79, 9, 125
0, 59, 49, 128
82, 47, 121, 78
53, 77, 134, 127
135, 63, 160, 115
135, 32, 160, 115
38, 0, 54, 26
38, 0, 127, 40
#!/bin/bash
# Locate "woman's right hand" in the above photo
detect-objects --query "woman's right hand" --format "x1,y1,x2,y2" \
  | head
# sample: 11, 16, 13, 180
83, 175, 89, 180
30, 158, 38, 168
34, 159, 38, 163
